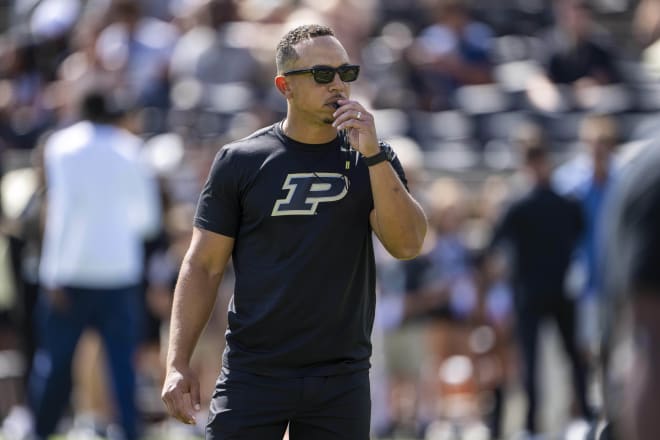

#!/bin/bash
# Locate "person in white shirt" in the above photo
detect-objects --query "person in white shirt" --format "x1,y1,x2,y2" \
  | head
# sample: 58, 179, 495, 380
27, 89, 161, 440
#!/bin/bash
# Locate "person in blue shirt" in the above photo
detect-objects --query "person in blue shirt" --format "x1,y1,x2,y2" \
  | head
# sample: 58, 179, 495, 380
553, 113, 619, 357
407, 0, 494, 110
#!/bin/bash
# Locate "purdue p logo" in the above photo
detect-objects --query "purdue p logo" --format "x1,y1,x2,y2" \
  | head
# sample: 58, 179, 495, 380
272, 173, 349, 216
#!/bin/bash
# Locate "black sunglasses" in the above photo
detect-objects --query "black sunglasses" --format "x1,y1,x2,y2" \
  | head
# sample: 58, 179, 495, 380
283, 65, 360, 84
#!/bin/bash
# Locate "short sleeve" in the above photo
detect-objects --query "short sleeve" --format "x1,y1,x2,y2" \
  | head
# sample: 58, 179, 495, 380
194, 147, 241, 237
380, 141, 409, 191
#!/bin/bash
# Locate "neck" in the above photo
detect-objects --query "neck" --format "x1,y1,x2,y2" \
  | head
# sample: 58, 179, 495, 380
282, 114, 338, 144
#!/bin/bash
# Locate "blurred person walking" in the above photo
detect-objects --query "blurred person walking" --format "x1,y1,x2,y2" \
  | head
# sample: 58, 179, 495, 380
160, 24, 427, 440
27, 89, 161, 440
489, 144, 592, 435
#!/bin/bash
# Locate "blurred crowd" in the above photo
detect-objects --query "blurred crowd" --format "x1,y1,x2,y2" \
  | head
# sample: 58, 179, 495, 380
0, 0, 659, 439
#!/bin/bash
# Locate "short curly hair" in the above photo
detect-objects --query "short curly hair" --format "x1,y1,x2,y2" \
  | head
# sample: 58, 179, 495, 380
276, 24, 335, 73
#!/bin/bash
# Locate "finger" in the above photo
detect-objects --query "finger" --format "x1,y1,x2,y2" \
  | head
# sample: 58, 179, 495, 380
163, 391, 189, 424
333, 110, 368, 130
168, 388, 194, 424
332, 101, 360, 118
331, 106, 356, 124
190, 378, 202, 412
334, 104, 366, 119
335, 99, 355, 108
335, 104, 370, 122
181, 392, 197, 424
335, 117, 369, 132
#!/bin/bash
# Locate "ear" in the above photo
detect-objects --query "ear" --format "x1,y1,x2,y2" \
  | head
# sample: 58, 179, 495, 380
275, 75, 292, 98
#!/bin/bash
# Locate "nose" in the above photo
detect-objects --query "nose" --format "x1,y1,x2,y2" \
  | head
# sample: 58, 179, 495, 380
327, 73, 347, 92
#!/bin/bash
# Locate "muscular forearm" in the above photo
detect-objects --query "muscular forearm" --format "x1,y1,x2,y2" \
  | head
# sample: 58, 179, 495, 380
330, 100, 426, 258
369, 162, 427, 260
166, 258, 223, 370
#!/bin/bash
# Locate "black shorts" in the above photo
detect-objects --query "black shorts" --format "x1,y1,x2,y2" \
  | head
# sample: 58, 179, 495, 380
206, 367, 371, 440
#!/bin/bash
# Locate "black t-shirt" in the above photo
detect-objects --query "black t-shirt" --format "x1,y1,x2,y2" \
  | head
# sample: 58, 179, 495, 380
537, 28, 620, 84
194, 122, 407, 377
548, 40, 620, 84
491, 185, 584, 304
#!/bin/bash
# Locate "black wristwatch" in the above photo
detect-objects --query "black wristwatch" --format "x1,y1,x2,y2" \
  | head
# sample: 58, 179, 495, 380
363, 149, 389, 167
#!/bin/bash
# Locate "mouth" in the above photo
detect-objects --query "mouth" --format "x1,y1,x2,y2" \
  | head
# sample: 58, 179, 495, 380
327, 97, 345, 110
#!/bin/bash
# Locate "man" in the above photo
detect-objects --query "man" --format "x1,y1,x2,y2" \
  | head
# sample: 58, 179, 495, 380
599, 144, 660, 440
489, 143, 592, 434
161, 24, 427, 439
28, 90, 161, 440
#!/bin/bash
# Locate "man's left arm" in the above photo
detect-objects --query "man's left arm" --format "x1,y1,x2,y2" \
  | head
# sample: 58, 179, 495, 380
367, 153, 427, 260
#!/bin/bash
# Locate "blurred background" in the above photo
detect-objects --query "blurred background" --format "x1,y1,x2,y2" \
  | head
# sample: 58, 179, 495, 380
0, 0, 657, 438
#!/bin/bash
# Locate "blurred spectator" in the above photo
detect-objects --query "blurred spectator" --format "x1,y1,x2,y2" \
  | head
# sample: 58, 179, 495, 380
5, 138, 48, 388
527, 0, 622, 113
601, 143, 660, 440
379, 0, 433, 35
28, 0, 80, 79
450, 250, 514, 439
170, 0, 256, 86
139, 0, 176, 21
0, 138, 46, 439
137, 202, 194, 421
372, 136, 429, 438
0, 38, 55, 151
95, 0, 178, 108
407, 177, 471, 434
27, 89, 161, 440
360, 22, 419, 110
489, 142, 593, 434
553, 113, 619, 357
300, 0, 379, 66
406, 0, 494, 110
168, 0, 266, 139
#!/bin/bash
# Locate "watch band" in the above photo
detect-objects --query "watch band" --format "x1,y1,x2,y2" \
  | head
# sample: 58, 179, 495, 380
363, 149, 389, 167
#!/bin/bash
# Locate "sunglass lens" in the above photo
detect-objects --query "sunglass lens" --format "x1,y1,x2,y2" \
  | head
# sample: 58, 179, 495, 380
339, 66, 359, 82
311, 66, 360, 83
314, 68, 336, 84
